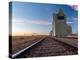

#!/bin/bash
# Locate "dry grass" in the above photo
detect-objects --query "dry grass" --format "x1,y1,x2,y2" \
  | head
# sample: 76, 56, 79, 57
10, 35, 46, 54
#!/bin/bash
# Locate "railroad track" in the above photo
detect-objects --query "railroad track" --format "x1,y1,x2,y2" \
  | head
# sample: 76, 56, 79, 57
9, 36, 46, 58
9, 36, 78, 59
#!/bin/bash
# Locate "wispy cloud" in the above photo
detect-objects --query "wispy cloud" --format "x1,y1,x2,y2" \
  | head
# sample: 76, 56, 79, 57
67, 21, 74, 24
67, 20, 77, 24
12, 18, 51, 25
67, 16, 78, 24
69, 5, 78, 11
73, 17, 78, 21
67, 16, 78, 21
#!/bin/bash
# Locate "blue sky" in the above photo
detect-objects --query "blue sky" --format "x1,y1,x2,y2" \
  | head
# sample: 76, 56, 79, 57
9, 1, 78, 35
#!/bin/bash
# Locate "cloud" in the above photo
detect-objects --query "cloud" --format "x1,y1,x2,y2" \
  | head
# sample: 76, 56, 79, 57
73, 17, 78, 21
69, 5, 78, 11
12, 18, 51, 26
67, 21, 74, 24
67, 20, 77, 24
67, 16, 78, 20
67, 17, 78, 24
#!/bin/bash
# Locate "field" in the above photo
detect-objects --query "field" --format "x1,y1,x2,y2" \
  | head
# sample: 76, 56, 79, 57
10, 35, 78, 57
9, 35, 46, 54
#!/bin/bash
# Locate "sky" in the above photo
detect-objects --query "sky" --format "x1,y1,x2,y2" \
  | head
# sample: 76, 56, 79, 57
9, 1, 78, 36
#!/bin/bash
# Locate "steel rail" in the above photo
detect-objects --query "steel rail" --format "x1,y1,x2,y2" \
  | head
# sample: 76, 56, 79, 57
10, 36, 46, 58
